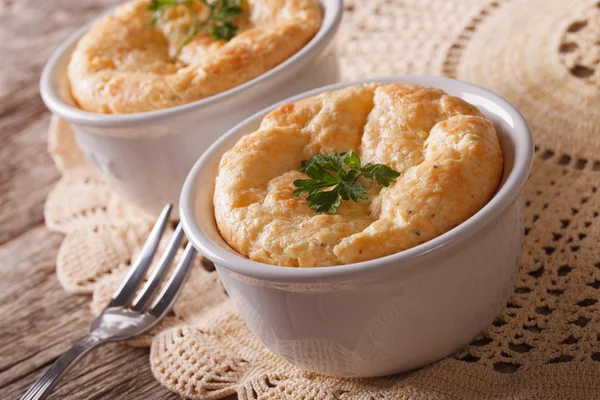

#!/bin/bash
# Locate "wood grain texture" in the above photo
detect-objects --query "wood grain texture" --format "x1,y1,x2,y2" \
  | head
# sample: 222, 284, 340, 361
0, 1, 187, 398
0, 0, 119, 243
1, 344, 181, 400
0, 225, 184, 399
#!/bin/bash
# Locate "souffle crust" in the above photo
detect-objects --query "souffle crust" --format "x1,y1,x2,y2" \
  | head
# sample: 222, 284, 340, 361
67, 0, 322, 113
214, 83, 504, 267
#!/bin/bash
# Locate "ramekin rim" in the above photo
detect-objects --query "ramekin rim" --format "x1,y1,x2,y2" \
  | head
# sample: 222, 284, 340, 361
39, 0, 343, 127
180, 75, 534, 282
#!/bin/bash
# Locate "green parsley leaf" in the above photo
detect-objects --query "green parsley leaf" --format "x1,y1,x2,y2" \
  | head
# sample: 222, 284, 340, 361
304, 151, 351, 171
303, 162, 338, 183
149, 0, 190, 11
149, 0, 192, 25
338, 170, 368, 202
343, 151, 361, 169
209, 21, 238, 41
306, 190, 341, 215
293, 151, 400, 215
293, 162, 339, 197
211, 0, 243, 19
362, 163, 401, 187
148, 0, 242, 59
292, 178, 336, 197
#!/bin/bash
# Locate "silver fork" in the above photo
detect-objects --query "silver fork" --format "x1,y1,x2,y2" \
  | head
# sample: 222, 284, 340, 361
21, 204, 196, 400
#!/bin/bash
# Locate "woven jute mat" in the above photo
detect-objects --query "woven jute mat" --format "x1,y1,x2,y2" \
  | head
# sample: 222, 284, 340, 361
45, 0, 600, 398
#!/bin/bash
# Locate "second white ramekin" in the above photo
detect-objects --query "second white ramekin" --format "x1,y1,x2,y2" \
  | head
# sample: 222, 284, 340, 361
40, 0, 343, 216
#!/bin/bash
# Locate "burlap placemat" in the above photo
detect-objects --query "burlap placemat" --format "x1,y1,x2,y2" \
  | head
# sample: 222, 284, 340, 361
45, 0, 600, 398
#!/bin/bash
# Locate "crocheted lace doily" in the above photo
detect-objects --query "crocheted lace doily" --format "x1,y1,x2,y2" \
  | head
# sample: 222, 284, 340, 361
45, 0, 600, 398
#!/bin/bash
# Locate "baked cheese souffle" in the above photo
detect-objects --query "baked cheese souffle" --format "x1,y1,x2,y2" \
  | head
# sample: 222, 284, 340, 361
214, 84, 504, 267
67, 0, 323, 113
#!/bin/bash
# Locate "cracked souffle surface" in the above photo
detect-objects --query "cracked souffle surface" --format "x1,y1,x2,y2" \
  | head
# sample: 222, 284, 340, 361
214, 83, 503, 267
67, 0, 322, 113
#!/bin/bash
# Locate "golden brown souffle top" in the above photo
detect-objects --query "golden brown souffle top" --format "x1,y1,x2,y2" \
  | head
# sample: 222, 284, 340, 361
213, 84, 504, 267
67, 0, 323, 114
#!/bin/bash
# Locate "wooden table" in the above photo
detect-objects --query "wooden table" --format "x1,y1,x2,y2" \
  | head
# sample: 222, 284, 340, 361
0, 1, 183, 398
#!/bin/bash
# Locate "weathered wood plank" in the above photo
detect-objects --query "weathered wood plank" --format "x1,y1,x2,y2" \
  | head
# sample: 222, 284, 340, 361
0, 115, 59, 244
1, 344, 181, 400
0, 0, 121, 244
0, 225, 88, 386
0, 225, 185, 399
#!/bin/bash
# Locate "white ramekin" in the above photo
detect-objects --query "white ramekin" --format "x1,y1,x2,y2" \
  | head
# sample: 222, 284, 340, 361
40, 0, 343, 217
180, 76, 533, 378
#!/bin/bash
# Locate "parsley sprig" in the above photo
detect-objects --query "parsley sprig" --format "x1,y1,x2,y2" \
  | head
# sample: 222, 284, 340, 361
148, 0, 242, 60
293, 151, 400, 215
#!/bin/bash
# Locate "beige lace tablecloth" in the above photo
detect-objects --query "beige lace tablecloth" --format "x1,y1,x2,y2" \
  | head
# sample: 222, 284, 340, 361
45, 0, 600, 398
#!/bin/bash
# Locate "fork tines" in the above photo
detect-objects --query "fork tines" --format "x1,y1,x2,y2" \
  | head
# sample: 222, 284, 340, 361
107, 204, 196, 317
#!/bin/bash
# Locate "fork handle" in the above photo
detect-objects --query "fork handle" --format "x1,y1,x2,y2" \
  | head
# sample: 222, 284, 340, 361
21, 336, 104, 400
